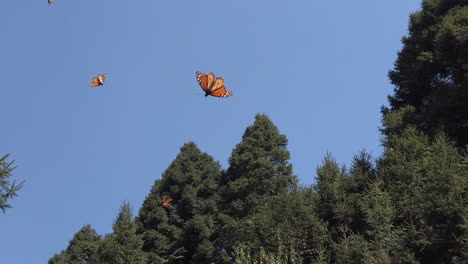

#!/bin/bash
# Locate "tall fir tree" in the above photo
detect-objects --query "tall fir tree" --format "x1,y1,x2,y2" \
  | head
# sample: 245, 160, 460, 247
384, 0, 468, 148
97, 202, 146, 264
49, 225, 102, 264
314, 154, 351, 239
378, 127, 468, 263
137, 142, 221, 264
344, 151, 379, 233
221, 114, 296, 218
217, 114, 297, 262
346, 151, 377, 195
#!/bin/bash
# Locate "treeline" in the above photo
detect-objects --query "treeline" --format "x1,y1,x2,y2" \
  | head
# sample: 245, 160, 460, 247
49, 0, 467, 263
48, 113, 468, 264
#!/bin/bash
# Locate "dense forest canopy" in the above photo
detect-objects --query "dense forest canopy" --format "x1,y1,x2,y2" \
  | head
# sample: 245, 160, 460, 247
49, 0, 467, 263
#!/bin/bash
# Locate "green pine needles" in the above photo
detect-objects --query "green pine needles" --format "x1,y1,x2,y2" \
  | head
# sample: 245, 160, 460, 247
0, 154, 24, 213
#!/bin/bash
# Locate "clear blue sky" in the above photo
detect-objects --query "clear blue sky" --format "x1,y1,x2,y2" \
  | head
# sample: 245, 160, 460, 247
1, 1, 420, 262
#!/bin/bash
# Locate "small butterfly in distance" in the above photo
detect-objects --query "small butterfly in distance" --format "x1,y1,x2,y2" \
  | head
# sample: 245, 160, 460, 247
48, 0, 53, 5
196, 71, 233, 98
90, 74, 106, 87
161, 196, 173, 208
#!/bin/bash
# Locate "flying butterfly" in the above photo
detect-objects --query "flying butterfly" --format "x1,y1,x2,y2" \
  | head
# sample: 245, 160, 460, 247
48, 0, 53, 5
196, 71, 233, 98
161, 196, 172, 208
90, 74, 106, 87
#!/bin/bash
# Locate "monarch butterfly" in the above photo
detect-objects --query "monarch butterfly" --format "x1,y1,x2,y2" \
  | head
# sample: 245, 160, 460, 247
90, 74, 106, 87
196, 71, 233, 98
161, 196, 172, 208
48, 0, 53, 5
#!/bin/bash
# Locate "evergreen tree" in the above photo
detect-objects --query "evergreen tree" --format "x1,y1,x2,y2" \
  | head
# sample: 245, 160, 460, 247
314, 154, 352, 239
49, 225, 101, 264
357, 180, 398, 263
48, 252, 71, 264
0, 154, 25, 213
384, 0, 468, 148
332, 179, 399, 264
137, 142, 221, 263
220, 114, 296, 217
347, 151, 377, 194
380, 106, 418, 148
218, 114, 297, 261
97, 202, 146, 264
332, 233, 373, 264
378, 127, 468, 263
248, 189, 328, 264
342, 151, 378, 235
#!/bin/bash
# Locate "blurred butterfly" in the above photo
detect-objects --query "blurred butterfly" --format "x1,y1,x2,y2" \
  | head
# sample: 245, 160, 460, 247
48, 0, 53, 5
90, 74, 106, 87
161, 196, 172, 208
196, 71, 233, 98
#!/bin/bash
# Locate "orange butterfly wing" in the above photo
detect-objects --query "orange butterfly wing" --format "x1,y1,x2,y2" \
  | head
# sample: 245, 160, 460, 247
162, 199, 172, 207
196, 72, 232, 97
90, 77, 101, 87
196, 72, 215, 94
209, 77, 233, 97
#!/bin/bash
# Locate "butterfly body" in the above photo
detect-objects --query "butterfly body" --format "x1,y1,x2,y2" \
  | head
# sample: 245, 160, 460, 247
196, 71, 232, 98
90, 74, 106, 87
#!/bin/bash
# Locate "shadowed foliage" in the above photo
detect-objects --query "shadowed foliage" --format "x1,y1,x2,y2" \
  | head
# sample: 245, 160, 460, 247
384, 0, 468, 149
